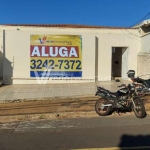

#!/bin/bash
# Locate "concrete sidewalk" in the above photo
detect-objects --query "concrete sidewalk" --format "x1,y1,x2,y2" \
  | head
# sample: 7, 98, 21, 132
0, 80, 131, 103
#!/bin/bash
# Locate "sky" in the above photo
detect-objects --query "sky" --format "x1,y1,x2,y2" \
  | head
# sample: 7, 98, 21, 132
1, 0, 150, 27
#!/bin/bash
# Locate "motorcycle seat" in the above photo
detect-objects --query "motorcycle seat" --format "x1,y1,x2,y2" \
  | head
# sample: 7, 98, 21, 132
97, 86, 118, 96
108, 91, 118, 96
134, 77, 150, 83
133, 78, 150, 88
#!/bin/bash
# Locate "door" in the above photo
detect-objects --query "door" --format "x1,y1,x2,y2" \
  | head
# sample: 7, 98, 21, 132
122, 48, 128, 79
111, 47, 122, 78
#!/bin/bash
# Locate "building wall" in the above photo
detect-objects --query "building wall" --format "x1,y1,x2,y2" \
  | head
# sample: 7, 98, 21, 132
141, 33, 150, 53
96, 32, 141, 80
0, 26, 141, 84
137, 33, 150, 78
3, 30, 96, 84
137, 53, 150, 79
0, 30, 3, 78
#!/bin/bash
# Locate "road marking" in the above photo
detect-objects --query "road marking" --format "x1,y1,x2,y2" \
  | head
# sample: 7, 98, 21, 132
71, 146, 150, 150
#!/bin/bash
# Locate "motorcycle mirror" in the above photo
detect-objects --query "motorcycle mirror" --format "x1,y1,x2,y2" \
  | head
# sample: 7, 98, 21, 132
115, 79, 120, 82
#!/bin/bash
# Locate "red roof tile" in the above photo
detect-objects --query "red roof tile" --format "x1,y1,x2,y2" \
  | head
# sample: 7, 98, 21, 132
1, 24, 133, 29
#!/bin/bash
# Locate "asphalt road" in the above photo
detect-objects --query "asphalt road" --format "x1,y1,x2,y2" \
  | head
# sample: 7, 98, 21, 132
1, 115, 150, 150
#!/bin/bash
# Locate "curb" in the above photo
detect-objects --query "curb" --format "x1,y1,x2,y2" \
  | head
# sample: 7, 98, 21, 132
1, 94, 150, 104
0, 111, 97, 123
1, 110, 150, 123
0, 95, 97, 104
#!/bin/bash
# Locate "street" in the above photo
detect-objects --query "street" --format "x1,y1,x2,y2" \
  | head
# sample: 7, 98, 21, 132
1, 115, 150, 150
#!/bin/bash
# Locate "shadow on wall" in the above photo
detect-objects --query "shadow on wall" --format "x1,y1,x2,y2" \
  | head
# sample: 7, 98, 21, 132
118, 134, 150, 149
0, 51, 3, 80
2, 30, 14, 85
0, 51, 13, 84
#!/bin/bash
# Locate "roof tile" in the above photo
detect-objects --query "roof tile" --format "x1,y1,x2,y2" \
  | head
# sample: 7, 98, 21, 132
1, 24, 132, 29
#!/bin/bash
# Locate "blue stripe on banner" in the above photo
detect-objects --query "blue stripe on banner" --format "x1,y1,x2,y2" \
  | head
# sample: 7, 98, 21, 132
30, 71, 82, 77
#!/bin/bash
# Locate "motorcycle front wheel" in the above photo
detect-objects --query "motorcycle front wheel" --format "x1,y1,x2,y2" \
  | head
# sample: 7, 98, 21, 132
95, 98, 111, 116
133, 97, 146, 118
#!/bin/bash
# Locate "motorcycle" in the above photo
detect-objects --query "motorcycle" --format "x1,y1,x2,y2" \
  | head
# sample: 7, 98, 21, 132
95, 79, 146, 118
127, 70, 150, 97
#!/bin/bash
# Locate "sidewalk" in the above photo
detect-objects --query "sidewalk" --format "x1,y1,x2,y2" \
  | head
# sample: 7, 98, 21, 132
0, 80, 131, 103
0, 80, 150, 123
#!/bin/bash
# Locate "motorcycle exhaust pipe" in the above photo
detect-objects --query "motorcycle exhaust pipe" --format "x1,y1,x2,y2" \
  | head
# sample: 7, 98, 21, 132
101, 104, 112, 107
100, 104, 112, 109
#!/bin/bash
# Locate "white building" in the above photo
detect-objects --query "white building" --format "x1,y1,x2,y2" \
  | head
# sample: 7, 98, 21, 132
134, 19, 150, 79
0, 23, 144, 84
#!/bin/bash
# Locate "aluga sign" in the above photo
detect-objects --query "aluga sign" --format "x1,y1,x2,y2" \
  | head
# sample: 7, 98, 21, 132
30, 35, 82, 78
31, 46, 79, 57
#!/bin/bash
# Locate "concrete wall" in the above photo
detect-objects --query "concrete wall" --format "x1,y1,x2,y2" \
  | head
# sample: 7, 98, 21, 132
0, 30, 3, 78
141, 33, 150, 53
137, 31, 150, 78
0, 25, 141, 84
137, 53, 150, 79
96, 31, 141, 80
3, 30, 96, 84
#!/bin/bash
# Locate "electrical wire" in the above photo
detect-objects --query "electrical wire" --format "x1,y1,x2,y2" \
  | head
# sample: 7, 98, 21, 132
129, 11, 150, 27
120, 29, 141, 42
125, 29, 141, 38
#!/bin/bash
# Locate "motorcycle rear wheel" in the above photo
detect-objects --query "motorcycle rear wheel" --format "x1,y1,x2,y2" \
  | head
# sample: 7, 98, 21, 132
95, 98, 111, 116
133, 97, 146, 118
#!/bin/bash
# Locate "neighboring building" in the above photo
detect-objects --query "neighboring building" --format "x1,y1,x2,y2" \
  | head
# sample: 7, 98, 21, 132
134, 19, 150, 79
0, 24, 141, 84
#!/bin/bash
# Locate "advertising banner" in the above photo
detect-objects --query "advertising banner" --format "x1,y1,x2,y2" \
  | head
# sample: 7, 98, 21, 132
30, 35, 82, 78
